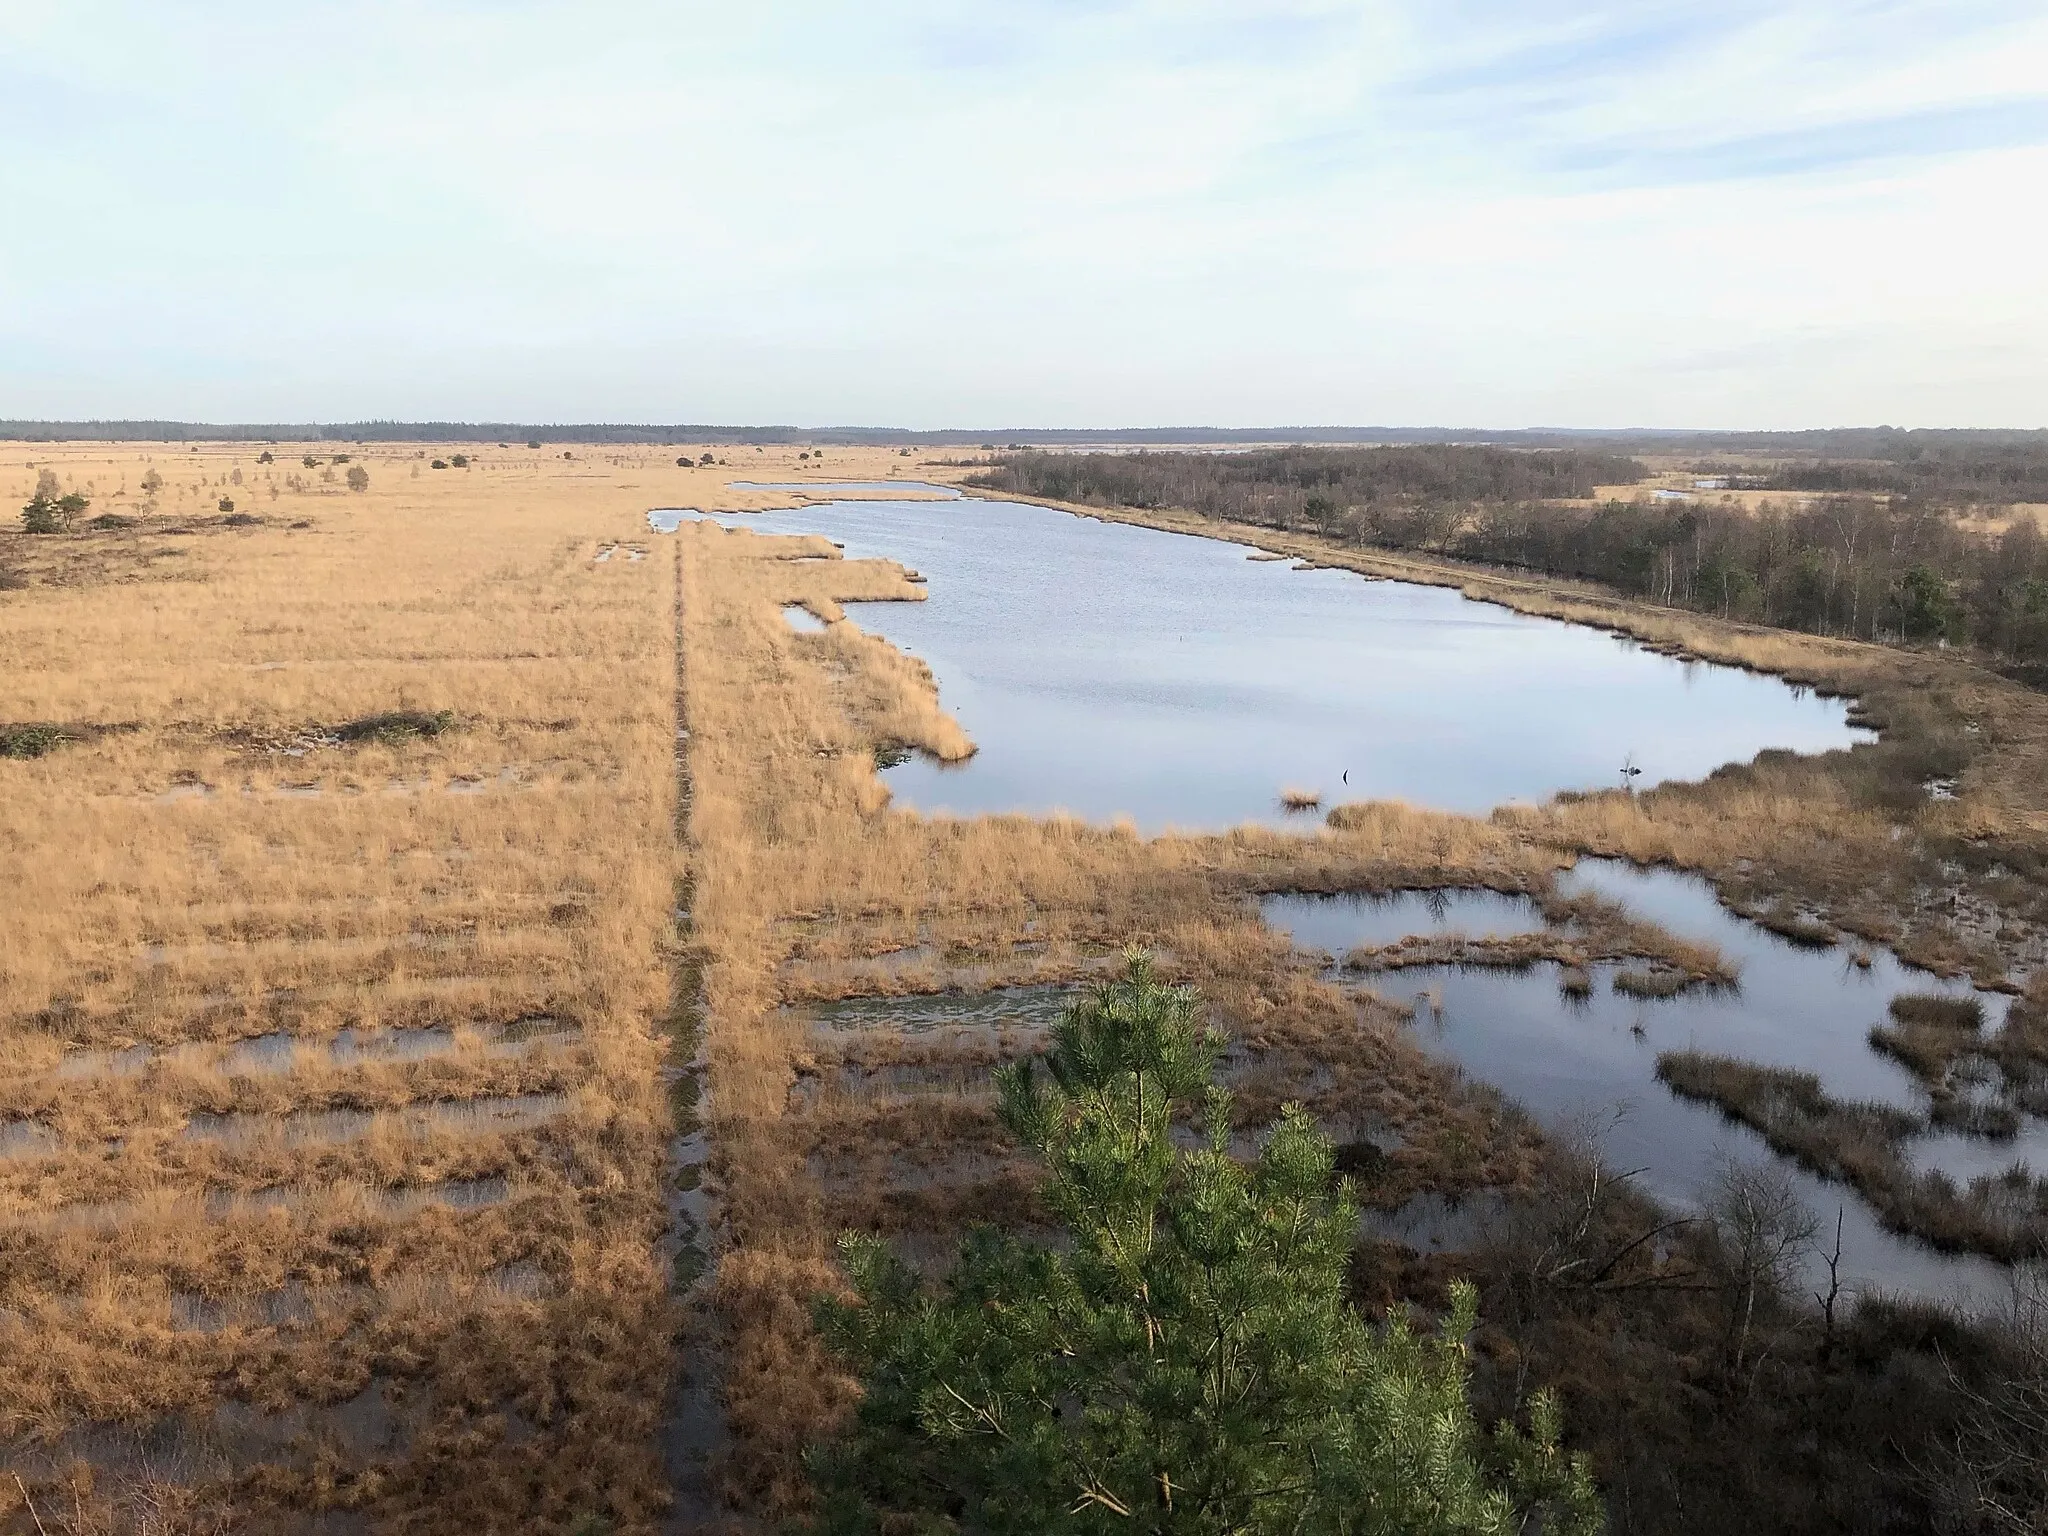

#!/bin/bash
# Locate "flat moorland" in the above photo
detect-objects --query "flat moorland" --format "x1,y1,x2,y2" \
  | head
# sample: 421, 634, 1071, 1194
0, 441, 741, 1532
12, 441, 2048, 1533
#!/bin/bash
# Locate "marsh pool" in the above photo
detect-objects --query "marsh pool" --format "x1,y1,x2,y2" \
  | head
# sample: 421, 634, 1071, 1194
653, 495, 1867, 832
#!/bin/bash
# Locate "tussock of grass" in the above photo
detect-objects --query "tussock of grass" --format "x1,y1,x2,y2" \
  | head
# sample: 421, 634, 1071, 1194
1869, 993, 1988, 1082
1890, 994, 1987, 1031
1869, 986, 2048, 1128
335, 707, 458, 744
1334, 881, 1734, 991
1612, 964, 1694, 998
1750, 906, 1840, 948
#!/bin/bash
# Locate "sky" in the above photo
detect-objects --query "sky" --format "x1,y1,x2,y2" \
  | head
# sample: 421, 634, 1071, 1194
2, 0, 2045, 429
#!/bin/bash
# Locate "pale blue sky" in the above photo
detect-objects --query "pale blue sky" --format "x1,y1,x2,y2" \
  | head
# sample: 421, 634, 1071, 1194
3, 1, 2044, 427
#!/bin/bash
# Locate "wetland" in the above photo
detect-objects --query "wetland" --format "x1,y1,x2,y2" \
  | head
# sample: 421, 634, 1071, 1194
10, 439, 2048, 1533
659, 485, 2043, 1308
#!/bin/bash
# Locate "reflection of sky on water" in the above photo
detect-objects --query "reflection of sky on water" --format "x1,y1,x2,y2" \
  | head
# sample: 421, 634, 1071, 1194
1265, 864, 2033, 1308
654, 495, 1867, 832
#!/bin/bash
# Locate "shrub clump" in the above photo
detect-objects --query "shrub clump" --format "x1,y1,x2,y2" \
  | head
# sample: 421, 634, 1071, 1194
21, 490, 88, 533
335, 709, 457, 745
0, 724, 68, 759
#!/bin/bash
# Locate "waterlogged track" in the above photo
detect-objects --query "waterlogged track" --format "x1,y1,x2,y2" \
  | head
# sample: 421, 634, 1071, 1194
652, 495, 1867, 830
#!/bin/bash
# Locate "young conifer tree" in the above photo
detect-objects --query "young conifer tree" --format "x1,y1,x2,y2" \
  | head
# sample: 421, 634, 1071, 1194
811, 951, 1601, 1536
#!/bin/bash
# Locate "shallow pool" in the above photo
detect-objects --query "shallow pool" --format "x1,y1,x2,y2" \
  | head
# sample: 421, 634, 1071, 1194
1264, 867, 2035, 1305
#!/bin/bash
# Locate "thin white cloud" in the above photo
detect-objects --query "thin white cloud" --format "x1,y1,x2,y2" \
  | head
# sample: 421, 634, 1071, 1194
0, 0, 2042, 424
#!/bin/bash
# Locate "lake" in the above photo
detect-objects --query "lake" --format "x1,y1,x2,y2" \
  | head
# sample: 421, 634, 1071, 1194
652, 494, 1868, 831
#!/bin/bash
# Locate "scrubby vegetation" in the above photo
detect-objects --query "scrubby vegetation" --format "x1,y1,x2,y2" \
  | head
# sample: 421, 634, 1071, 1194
1757, 438, 2048, 504
0, 723, 67, 759
19, 468, 88, 533
1446, 1135, 2048, 1535
335, 707, 458, 744
977, 446, 1640, 523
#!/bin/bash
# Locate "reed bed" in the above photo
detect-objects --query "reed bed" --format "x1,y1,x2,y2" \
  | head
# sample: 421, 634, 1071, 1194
1657, 1050, 2048, 1261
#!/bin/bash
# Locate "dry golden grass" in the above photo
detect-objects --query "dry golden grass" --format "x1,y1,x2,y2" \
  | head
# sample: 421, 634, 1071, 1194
0, 442, 686, 1532
14, 437, 2043, 1530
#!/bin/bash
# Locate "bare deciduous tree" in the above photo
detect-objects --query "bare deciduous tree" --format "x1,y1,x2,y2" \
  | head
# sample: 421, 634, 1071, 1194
1706, 1157, 1818, 1382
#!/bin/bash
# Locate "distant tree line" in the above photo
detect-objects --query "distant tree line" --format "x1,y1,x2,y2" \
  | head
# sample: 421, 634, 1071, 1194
1754, 444, 2048, 505
7, 420, 2041, 453
976, 446, 1642, 521
975, 450, 2048, 676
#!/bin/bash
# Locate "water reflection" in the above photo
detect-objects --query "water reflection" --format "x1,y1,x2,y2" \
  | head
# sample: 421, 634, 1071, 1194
651, 497, 1868, 831
1263, 867, 2034, 1305
1263, 889, 1545, 952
